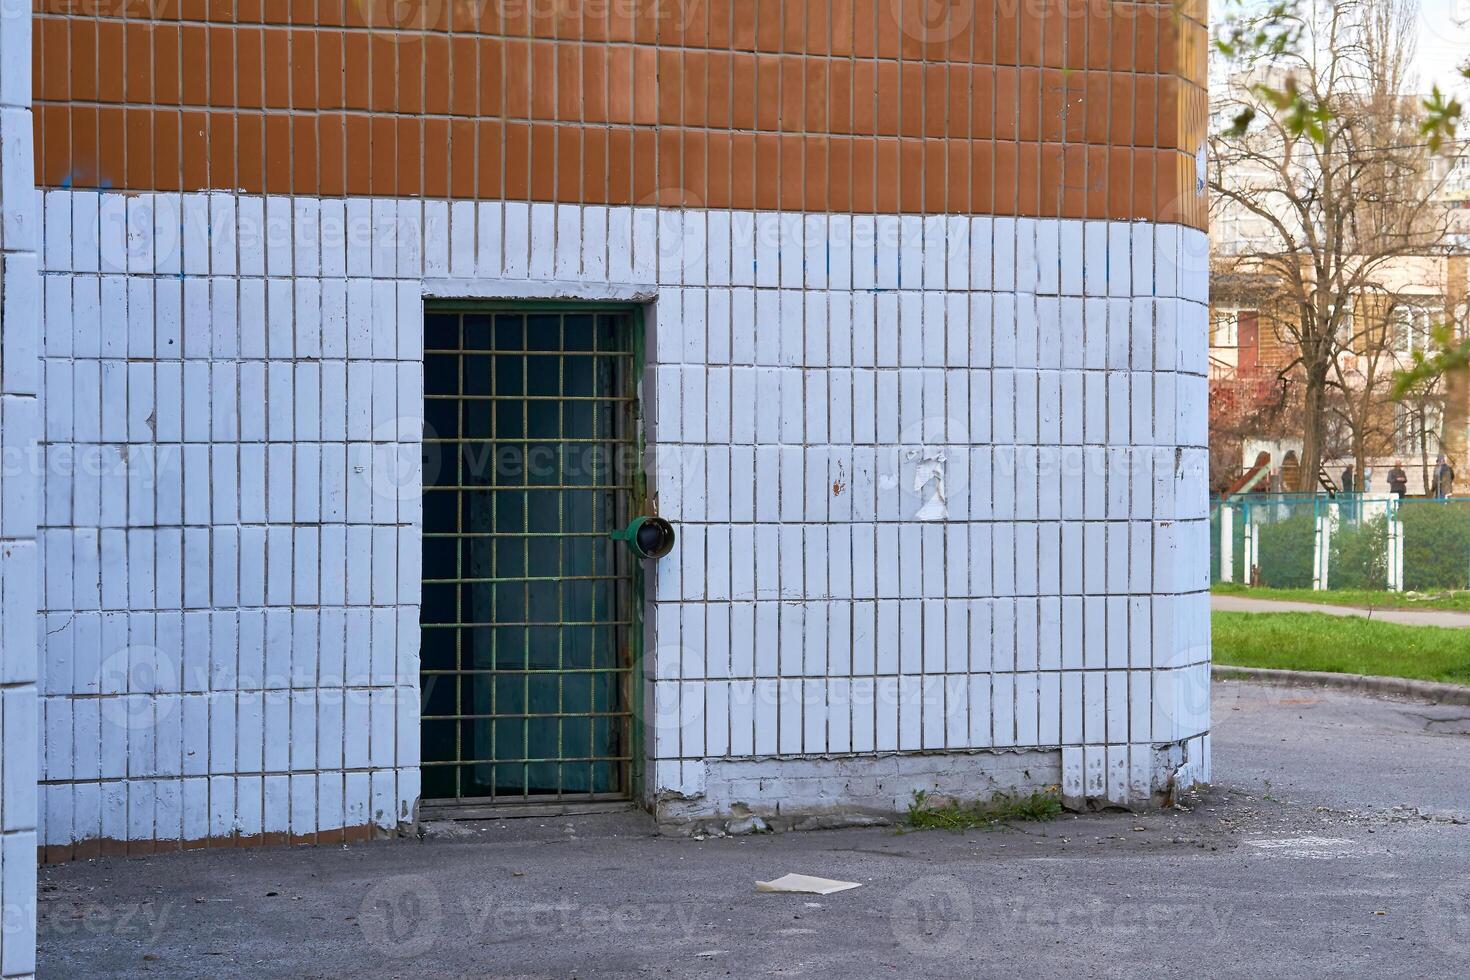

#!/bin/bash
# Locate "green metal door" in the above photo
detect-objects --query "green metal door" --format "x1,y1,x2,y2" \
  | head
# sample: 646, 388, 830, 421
420, 306, 641, 803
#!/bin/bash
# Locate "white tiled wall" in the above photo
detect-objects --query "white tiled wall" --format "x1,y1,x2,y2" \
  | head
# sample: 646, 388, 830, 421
33, 191, 1211, 849
635, 211, 1213, 810
37, 192, 424, 850
0, 7, 40, 976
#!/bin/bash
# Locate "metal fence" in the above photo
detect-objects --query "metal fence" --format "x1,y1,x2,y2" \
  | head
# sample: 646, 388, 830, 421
1211, 494, 1470, 592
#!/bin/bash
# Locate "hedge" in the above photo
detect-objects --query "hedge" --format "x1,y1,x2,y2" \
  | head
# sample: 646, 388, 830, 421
1255, 506, 1316, 589
1400, 502, 1470, 591
1328, 513, 1389, 590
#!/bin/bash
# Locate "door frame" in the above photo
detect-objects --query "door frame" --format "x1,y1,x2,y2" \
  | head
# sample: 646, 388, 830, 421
418, 298, 651, 808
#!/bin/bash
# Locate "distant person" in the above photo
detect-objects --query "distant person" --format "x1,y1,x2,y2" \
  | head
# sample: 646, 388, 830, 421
1387, 461, 1408, 498
1340, 465, 1354, 494
1435, 456, 1455, 499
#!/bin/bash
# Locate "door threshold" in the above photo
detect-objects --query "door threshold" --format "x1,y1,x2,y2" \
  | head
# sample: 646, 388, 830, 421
418, 799, 640, 822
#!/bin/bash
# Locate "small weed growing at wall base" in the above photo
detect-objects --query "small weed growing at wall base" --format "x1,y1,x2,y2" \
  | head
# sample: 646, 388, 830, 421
904, 789, 1063, 831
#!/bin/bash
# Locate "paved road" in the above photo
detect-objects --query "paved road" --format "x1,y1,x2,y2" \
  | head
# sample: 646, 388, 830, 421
38, 682, 1470, 978
1213, 592, 1470, 628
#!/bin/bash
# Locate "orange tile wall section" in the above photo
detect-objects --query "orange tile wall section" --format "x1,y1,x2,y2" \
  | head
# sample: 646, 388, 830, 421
31, 0, 1208, 229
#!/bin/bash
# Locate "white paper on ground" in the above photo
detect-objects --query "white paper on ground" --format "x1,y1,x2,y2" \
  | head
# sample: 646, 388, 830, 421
754, 873, 862, 895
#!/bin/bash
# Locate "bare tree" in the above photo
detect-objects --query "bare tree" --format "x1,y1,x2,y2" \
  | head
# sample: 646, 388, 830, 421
1210, 0, 1456, 491
1330, 288, 1452, 482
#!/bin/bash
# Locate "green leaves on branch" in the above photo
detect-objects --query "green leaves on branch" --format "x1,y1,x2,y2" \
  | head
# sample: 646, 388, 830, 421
1255, 77, 1333, 142
1218, 76, 1330, 144
1215, 2, 1467, 152
1212, 0, 1304, 62
1392, 325, 1470, 399
1421, 86, 1464, 154
1224, 106, 1259, 137
1212, 0, 1313, 140
1407, 69, 1470, 377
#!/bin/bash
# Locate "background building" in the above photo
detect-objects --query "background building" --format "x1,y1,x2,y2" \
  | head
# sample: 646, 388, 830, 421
1209, 254, 1470, 494
1208, 44, 1470, 496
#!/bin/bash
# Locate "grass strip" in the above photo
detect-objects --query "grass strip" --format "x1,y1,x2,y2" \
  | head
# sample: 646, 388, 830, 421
1212, 611, 1470, 684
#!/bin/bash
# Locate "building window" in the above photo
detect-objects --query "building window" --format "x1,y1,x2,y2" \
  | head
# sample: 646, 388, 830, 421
1210, 309, 1261, 350
1211, 312, 1239, 347
1395, 400, 1444, 456
1392, 303, 1435, 356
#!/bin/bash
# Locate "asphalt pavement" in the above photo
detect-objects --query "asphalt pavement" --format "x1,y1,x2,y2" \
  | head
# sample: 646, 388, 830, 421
37, 681, 1470, 978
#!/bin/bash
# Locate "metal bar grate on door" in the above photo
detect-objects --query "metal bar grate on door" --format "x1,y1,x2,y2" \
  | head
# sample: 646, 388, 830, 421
419, 307, 641, 804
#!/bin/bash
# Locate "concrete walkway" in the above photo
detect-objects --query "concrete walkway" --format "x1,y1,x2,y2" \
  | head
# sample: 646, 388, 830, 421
35, 682, 1470, 978
1212, 593, 1470, 628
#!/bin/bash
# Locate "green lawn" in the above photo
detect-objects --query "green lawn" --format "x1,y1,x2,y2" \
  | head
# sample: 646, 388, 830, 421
1212, 612, 1470, 685
1212, 582, 1470, 612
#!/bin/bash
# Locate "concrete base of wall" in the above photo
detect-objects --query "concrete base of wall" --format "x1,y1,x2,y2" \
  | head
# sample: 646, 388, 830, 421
650, 743, 1204, 836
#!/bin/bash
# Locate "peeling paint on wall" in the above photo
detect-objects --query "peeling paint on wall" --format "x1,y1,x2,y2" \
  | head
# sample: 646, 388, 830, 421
910, 450, 950, 522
